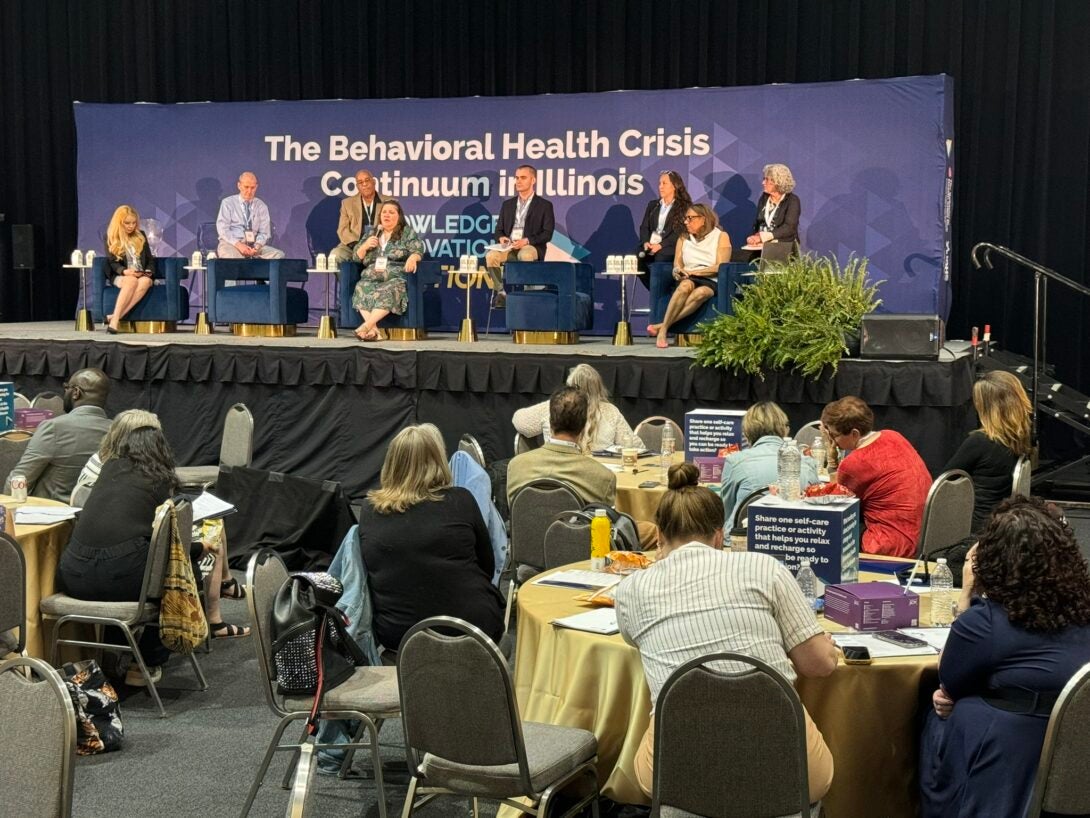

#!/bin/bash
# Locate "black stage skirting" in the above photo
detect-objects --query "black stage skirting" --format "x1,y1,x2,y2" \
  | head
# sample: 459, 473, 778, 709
1, 339, 976, 499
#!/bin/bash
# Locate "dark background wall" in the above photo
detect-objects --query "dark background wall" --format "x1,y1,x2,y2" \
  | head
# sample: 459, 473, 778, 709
1, 0, 1087, 391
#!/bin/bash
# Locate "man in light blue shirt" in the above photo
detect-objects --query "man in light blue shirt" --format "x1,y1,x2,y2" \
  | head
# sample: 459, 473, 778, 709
215, 171, 284, 259
719, 401, 820, 527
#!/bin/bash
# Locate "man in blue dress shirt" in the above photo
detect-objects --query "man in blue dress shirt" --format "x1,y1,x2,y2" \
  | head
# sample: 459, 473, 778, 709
215, 171, 285, 259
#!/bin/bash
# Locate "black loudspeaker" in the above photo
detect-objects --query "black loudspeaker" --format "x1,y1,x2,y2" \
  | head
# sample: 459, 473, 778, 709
859, 314, 944, 360
12, 224, 35, 269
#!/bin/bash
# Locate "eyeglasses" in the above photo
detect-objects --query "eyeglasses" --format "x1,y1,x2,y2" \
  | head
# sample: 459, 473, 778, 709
683, 215, 703, 222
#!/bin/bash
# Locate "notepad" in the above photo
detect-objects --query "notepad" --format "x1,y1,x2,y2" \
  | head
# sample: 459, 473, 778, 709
532, 570, 618, 590
551, 608, 620, 635
191, 491, 237, 524
15, 506, 78, 524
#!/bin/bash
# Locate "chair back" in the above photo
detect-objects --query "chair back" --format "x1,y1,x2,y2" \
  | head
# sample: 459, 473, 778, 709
513, 431, 537, 455
1012, 454, 1032, 498
0, 533, 26, 655
246, 548, 291, 712
0, 656, 77, 818
70, 483, 92, 508
543, 514, 591, 569
917, 469, 974, 559
793, 420, 823, 448
509, 478, 583, 574
13, 393, 31, 410
634, 416, 685, 451
1026, 662, 1090, 817
397, 617, 532, 791
140, 500, 190, 608
458, 433, 486, 469
732, 486, 771, 533
652, 652, 810, 818
1, 429, 32, 441
758, 241, 793, 269
30, 392, 65, 415
0, 436, 31, 490
220, 403, 254, 468
285, 741, 318, 818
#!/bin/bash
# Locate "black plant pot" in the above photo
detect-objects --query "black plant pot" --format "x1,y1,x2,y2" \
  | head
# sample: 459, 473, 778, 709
842, 330, 860, 358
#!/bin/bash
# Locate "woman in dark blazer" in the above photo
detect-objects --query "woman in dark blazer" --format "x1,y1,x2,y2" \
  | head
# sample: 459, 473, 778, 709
735, 164, 801, 263
636, 170, 692, 289
104, 204, 156, 334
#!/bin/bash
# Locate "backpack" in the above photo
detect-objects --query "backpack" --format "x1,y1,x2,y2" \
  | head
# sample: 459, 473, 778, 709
569, 503, 643, 552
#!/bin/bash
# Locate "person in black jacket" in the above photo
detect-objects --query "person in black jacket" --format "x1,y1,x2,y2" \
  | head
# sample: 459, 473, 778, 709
483, 165, 555, 308
734, 164, 801, 263
104, 204, 156, 333
635, 170, 692, 290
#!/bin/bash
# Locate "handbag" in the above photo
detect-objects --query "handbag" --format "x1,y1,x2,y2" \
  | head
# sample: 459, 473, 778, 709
159, 501, 209, 654
61, 660, 124, 755
270, 572, 367, 733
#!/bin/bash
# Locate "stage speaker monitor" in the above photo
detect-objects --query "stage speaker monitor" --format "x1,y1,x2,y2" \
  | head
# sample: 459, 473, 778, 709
12, 224, 35, 269
859, 314, 944, 360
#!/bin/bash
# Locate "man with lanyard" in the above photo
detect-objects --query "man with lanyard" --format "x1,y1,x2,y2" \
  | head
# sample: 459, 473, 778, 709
329, 169, 389, 265
215, 171, 285, 259
484, 164, 555, 308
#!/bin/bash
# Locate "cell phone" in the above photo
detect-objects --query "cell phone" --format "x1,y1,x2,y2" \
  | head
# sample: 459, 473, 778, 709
638, 480, 661, 488
873, 630, 930, 649
842, 645, 872, 665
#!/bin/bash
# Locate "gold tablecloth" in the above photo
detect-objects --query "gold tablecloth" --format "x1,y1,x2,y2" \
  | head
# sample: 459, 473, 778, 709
4, 495, 74, 659
513, 558, 938, 817
595, 453, 683, 524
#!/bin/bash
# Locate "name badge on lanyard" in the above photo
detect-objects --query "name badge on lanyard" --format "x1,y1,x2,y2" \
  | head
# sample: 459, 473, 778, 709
375, 255, 388, 273
510, 228, 524, 241
649, 231, 663, 245
244, 230, 256, 245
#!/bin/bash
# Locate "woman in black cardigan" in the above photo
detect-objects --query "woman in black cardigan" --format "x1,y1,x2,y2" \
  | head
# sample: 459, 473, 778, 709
735, 164, 801, 263
104, 204, 156, 333
635, 170, 692, 289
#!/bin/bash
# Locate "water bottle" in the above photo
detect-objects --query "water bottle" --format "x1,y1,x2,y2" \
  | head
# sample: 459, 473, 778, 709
811, 435, 828, 480
590, 509, 611, 570
930, 558, 955, 626
777, 437, 802, 501
660, 423, 676, 481
796, 559, 817, 610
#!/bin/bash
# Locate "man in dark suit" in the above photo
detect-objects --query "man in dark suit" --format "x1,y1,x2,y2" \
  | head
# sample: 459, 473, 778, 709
484, 164, 555, 308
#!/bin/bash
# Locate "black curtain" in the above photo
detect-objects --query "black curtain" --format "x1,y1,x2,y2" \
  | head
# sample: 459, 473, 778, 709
1, 0, 1088, 392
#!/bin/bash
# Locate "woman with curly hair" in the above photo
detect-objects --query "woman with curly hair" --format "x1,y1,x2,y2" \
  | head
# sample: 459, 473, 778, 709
635, 170, 692, 289
919, 496, 1090, 817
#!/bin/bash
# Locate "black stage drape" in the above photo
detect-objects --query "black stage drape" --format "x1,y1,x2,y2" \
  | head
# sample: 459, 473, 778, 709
1, 0, 1089, 395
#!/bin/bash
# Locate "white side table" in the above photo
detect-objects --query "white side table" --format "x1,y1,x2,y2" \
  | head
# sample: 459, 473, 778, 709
62, 264, 94, 331
599, 269, 644, 346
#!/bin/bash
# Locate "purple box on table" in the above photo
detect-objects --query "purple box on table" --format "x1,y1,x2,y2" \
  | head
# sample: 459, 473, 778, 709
825, 582, 920, 631
694, 456, 724, 484
746, 495, 861, 586
684, 409, 745, 481
16, 408, 54, 430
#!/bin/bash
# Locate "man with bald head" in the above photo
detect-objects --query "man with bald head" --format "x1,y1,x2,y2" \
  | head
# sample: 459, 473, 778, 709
5, 369, 112, 501
216, 171, 285, 259
328, 169, 390, 265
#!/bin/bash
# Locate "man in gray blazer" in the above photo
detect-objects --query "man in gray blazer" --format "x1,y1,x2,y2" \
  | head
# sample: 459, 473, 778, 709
328, 169, 391, 265
6, 369, 112, 502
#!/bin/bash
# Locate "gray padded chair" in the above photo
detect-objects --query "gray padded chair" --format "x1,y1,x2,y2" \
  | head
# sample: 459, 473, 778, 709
285, 741, 318, 818
1012, 455, 1032, 498
0, 656, 77, 818
634, 416, 684, 452
241, 549, 400, 818
397, 616, 600, 818
13, 392, 31, 410
513, 431, 537, 455
0, 433, 31, 493
176, 402, 254, 490
731, 486, 772, 534
916, 469, 974, 560
458, 433, 487, 469
792, 420, 823, 448
1026, 662, 1090, 818
653, 652, 818, 818
543, 513, 591, 570
69, 483, 92, 509
0, 532, 26, 656
40, 500, 208, 718
30, 391, 65, 415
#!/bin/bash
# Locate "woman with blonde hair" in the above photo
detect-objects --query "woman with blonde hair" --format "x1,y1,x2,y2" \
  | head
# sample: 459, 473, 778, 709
359, 424, 504, 649
104, 205, 156, 334
945, 370, 1033, 531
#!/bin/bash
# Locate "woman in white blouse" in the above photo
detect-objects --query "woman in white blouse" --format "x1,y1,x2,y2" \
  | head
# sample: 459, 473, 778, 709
512, 364, 636, 452
648, 203, 731, 349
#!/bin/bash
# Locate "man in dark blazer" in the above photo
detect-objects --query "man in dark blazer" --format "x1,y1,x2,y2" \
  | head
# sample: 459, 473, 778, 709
484, 164, 555, 308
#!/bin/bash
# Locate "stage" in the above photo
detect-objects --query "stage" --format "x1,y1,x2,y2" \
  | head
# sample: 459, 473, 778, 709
0, 322, 976, 498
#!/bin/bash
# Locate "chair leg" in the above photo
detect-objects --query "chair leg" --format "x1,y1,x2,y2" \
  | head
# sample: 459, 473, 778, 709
367, 718, 388, 818
472, 797, 479, 818
401, 776, 420, 818
503, 581, 519, 633
188, 652, 210, 691
120, 623, 166, 718
281, 723, 310, 789
240, 715, 298, 818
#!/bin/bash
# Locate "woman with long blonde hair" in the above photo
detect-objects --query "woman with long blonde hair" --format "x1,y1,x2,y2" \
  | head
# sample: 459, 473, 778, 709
104, 205, 155, 333
359, 424, 504, 649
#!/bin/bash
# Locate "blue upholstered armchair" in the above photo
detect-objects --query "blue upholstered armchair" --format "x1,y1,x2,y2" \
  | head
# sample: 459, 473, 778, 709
207, 259, 309, 328
504, 262, 594, 343
90, 257, 190, 326
337, 259, 444, 338
649, 261, 751, 334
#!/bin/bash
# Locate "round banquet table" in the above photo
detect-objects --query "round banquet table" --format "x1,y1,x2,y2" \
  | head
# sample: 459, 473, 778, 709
3, 495, 75, 659
593, 452, 683, 524
513, 558, 938, 818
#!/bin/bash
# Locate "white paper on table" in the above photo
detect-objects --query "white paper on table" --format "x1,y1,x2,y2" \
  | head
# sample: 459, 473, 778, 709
532, 569, 618, 590
191, 490, 237, 523
14, 506, 78, 524
551, 608, 620, 635
831, 632, 939, 658
900, 627, 952, 651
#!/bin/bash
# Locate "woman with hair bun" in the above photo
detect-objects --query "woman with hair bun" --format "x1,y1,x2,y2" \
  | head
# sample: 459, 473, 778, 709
615, 462, 836, 803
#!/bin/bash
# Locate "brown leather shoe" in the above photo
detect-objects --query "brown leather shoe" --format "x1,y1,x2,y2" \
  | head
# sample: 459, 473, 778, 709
493, 292, 507, 309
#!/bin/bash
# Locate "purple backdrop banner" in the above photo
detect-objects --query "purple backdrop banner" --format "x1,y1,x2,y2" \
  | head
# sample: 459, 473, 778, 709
75, 75, 953, 331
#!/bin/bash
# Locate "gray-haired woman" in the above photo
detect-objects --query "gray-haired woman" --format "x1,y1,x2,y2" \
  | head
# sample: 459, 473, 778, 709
737, 163, 801, 262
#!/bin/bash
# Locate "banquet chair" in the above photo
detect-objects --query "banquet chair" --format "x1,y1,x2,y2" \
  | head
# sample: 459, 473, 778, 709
285, 741, 318, 818
175, 402, 254, 490
40, 500, 208, 718
732, 487, 772, 535
458, 433, 487, 469
1025, 662, 1090, 818
793, 420, 823, 448
543, 514, 591, 570
0, 533, 26, 657
0, 656, 76, 818
242, 548, 399, 818
30, 392, 65, 415
634, 416, 685, 452
916, 469, 974, 560
13, 392, 31, 410
0, 435, 31, 492
653, 652, 819, 818
397, 616, 599, 818
1012, 455, 1032, 498
513, 432, 539, 455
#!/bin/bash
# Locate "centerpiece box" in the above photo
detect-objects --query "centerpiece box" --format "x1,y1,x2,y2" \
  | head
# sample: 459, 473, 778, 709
746, 495, 861, 585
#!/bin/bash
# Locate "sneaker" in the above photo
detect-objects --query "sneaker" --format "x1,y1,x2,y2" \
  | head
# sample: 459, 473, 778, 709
125, 664, 163, 687
493, 291, 507, 309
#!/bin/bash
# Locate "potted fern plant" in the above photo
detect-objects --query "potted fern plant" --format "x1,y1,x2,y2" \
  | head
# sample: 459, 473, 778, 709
693, 254, 882, 378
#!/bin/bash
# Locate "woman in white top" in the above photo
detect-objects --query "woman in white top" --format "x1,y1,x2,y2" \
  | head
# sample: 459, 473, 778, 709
649, 203, 732, 349
511, 363, 636, 452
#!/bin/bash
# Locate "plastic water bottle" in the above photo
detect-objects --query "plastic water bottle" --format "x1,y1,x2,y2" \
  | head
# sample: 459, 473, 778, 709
931, 558, 955, 626
590, 509, 611, 570
660, 424, 676, 481
796, 559, 817, 610
777, 437, 802, 501
811, 435, 828, 480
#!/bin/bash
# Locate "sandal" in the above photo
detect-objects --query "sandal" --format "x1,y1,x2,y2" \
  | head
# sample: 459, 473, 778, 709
354, 324, 375, 340
210, 621, 250, 639
221, 578, 246, 600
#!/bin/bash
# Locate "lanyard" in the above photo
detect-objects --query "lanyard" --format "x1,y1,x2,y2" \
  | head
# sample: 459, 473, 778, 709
515, 196, 532, 228
656, 201, 672, 234
363, 197, 376, 225
763, 196, 780, 228
243, 199, 253, 230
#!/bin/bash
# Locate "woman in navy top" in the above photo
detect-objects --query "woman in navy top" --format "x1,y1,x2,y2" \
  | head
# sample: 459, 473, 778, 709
919, 497, 1090, 817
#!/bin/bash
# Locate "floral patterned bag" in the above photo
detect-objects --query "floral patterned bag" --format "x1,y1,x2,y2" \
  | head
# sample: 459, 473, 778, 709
61, 660, 124, 755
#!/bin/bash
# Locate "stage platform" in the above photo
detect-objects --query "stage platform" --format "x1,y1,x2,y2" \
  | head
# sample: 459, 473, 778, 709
0, 322, 976, 498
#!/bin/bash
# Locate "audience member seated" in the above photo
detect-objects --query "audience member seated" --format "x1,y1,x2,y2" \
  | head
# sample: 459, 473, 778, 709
615, 463, 836, 803
821, 396, 931, 558
350, 199, 425, 341
358, 424, 504, 650
919, 497, 1090, 817
5, 368, 111, 502
734, 163, 802, 263
945, 370, 1032, 532
719, 401, 820, 524
103, 204, 155, 334
512, 364, 637, 451
647, 203, 731, 349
